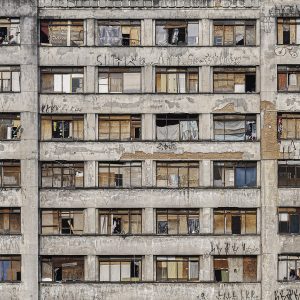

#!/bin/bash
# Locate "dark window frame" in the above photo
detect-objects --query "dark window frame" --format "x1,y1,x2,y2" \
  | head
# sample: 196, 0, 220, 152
0, 160, 21, 188
277, 18, 300, 45
278, 255, 300, 281
0, 255, 21, 282
0, 208, 21, 234
0, 113, 21, 140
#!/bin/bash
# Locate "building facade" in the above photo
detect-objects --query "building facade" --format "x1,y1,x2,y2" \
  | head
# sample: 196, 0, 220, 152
1, 0, 300, 299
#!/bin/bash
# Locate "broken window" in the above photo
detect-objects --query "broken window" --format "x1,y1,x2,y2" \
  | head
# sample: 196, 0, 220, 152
155, 20, 198, 46
99, 209, 142, 235
41, 256, 84, 282
156, 162, 199, 188
213, 161, 257, 188
99, 256, 142, 282
213, 20, 256, 46
0, 208, 21, 234
156, 256, 199, 282
156, 209, 199, 235
278, 255, 300, 281
156, 67, 198, 93
0, 256, 21, 282
214, 256, 257, 282
0, 114, 21, 140
213, 67, 256, 93
98, 68, 141, 93
41, 115, 84, 140
277, 18, 300, 45
40, 20, 84, 46
277, 113, 300, 140
278, 66, 300, 92
156, 114, 198, 141
213, 209, 257, 234
40, 67, 84, 93
213, 114, 256, 141
0, 161, 20, 187
278, 160, 300, 187
98, 115, 141, 141
41, 209, 84, 235
0, 66, 20, 92
98, 162, 142, 188
41, 162, 84, 188
278, 208, 300, 234
0, 18, 20, 45
98, 20, 141, 46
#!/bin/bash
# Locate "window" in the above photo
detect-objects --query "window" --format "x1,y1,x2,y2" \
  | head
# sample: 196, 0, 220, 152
278, 208, 300, 234
278, 255, 300, 281
0, 114, 21, 140
98, 115, 141, 141
41, 162, 84, 188
213, 20, 256, 46
98, 20, 140, 46
0, 66, 20, 92
213, 114, 256, 141
40, 67, 84, 93
278, 161, 300, 187
278, 66, 300, 92
0, 208, 21, 234
41, 256, 84, 282
213, 161, 257, 188
98, 162, 142, 188
99, 209, 142, 235
41, 209, 84, 235
156, 209, 199, 235
0, 256, 21, 282
0, 161, 20, 187
213, 67, 256, 93
98, 68, 141, 93
213, 209, 257, 234
277, 18, 300, 45
0, 18, 20, 45
41, 115, 84, 140
278, 113, 300, 140
156, 68, 198, 93
214, 256, 257, 282
156, 256, 199, 282
156, 114, 198, 141
155, 20, 198, 46
156, 162, 199, 188
40, 20, 84, 46
99, 257, 142, 282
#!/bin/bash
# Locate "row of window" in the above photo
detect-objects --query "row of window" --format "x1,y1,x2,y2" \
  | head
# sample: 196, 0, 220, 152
3, 18, 300, 47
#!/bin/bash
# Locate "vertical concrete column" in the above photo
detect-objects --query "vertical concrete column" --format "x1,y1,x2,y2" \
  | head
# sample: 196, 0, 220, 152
85, 113, 97, 140
201, 208, 212, 234
86, 19, 95, 46
143, 19, 153, 46
201, 160, 211, 187
143, 255, 154, 281
143, 65, 153, 93
143, 114, 154, 140
143, 160, 154, 187
143, 207, 154, 234
84, 161, 97, 187
201, 19, 210, 46
201, 66, 211, 93
85, 255, 98, 281
200, 255, 212, 281
85, 208, 97, 234
199, 113, 211, 141
256, 208, 261, 235
85, 66, 96, 93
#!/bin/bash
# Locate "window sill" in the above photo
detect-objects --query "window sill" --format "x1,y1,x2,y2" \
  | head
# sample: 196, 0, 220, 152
0, 233, 22, 236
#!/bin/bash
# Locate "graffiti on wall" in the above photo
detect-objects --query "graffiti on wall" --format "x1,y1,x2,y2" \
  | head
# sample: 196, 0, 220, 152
216, 290, 259, 300
275, 46, 299, 58
275, 289, 300, 300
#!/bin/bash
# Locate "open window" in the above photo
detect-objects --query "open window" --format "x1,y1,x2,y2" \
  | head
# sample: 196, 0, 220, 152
41, 209, 84, 235
98, 115, 141, 141
40, 20, 84, 46
41, 162, 84, 188
277, 18, 300, 45
40, 67, 84, 93
278, 160, 300, 187
98, 20, 140, 46
213, 67, 256, 93
156, 161, 199, 188
213, 114, 256, 141
213, 161, 257, 188
0, 256, 21, 282
99, 256, 142, 282
0, 66, 20, 92
0, 18, 20, 45
41, 256, 84, 282
98, 162, 142, 188
156, 209, 199, 235
278, 66, 300, 92
214, 256, 257, 282
0, 161, 21, 187
213, 20, 256, 46
213, 209, 257, 235
0, 114, 21, 140
156, 67, 198, 93
41, 115, 84, 140
155, 20, 198, 46
156, 114, 198, 141
0, 208, 21, 234
278, 255, 300, 281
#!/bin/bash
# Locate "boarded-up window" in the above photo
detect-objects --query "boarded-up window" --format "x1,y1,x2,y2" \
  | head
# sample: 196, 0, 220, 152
277, 18, 300, 45
278, 66, 300, 92
243, 257, 257, 282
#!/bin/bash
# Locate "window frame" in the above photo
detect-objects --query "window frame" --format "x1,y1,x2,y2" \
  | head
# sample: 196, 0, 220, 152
278, 65, 300, 92
0, 66, 20, 93
278, 254, 300, 281
0, 255, 21, 282
0, 208, 21, 234
277, 18, 300, 45
0, 113, 21, 140
278, 160, 300, 188
0, 18, 20, 46
0, 160, 21, 188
